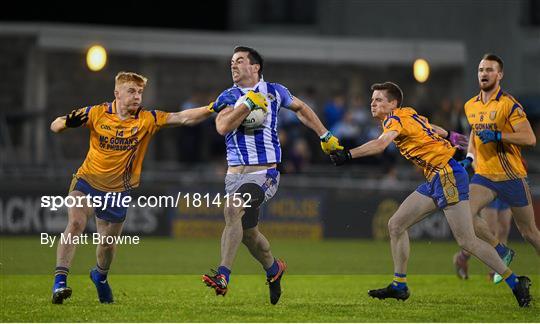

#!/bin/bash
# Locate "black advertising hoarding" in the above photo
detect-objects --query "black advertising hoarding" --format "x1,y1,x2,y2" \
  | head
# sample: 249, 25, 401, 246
0, 181, 170, 236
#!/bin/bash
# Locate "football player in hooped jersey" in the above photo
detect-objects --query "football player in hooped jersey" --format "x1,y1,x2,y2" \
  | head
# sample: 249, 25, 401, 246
330, 82, 531, 307
453, 53, 540, 284
49, 72, 214, 304
202, 46, 343, 304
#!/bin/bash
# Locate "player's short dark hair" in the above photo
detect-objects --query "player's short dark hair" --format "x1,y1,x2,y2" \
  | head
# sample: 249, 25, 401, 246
234, 46, 264, 78
482, 53, 504, 72
370, 82, 403, 107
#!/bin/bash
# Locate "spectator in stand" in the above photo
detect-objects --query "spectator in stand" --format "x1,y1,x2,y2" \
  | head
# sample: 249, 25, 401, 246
324, 93, 346, 130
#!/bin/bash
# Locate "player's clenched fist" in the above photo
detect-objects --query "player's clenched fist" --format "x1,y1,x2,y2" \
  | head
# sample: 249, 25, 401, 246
477, 129, 501, 144
330, 149, 352, 166
320, 131, 343, 154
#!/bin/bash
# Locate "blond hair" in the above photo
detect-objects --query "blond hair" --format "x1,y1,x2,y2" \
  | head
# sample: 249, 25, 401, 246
115, 71, 148, 88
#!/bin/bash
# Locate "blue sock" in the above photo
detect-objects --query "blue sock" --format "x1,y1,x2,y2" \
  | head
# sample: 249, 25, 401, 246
54, 274, 67, 287
54, 266, 69, 289
93, 270, 107, 282
217, 266, 231, 283
95, 264, 108, 279
265, 259, 279, 278
494, 243, 508, 258
391, 273, 407, 290
504, 272, 518, 290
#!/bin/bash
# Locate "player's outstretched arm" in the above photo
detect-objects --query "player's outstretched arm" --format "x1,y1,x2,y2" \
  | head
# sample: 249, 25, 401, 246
288, 97, 343, 154
351, 131, 398, 158
287, 97, 326, 135
165, 106, 213, 127
330, 131, 398, 166
50, 109, 88, 133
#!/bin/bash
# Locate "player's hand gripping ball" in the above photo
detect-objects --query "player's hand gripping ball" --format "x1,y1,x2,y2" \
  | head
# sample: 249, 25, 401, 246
234, 90, 268, 129
320, 131, 344, 154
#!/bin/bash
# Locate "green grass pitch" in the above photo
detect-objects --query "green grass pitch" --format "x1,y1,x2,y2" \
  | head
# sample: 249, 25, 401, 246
1, 237, 539, 322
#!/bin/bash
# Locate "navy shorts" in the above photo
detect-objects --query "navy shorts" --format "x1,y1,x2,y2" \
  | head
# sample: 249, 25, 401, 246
72, 177, 130, 223
486, 198, 511, 211
471, 174, 531, 208
416, 159, 469, 209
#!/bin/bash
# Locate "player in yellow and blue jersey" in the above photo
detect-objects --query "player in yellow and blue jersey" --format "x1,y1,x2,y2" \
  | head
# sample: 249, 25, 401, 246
453, 54, 540, 284
49, 72, 214, 304
330, 81, 531, 307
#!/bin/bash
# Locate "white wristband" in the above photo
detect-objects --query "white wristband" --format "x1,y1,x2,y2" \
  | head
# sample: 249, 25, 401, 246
466, 152, 475, 161
320, 131, 331, 141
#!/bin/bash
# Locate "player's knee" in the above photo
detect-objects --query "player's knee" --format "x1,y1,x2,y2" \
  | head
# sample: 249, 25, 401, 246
224, 205, 244, 224
387, 218, 404, 237
242, 228, 261, 243
100, 242, 114, 250
470, 205, 483, 219
454, 232, 474, 250
499, 224, 511, 236
456, 237, 470, 250
67, 218, 86, 234
520, 228, 539, 243
97, 237, 115, 250
242, 229, 258, 245
471, 215, 484, 231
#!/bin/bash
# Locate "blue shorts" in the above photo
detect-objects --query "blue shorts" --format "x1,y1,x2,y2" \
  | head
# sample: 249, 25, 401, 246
72, 177, 130, 223
416, 159, 469, 209
471, 174, 531, 208
486, 198, 511, 211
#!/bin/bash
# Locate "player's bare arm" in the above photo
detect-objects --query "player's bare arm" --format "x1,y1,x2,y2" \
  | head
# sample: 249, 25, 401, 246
499, 120, 536, 147
330, 130, 397, 166
288, 96, 343, 154
350, 131, 398, 158
455, 130, 476, 169
431, 124, 449, 138
215, 91, 268, 135
467, 130, 476, 155
287, 96, 327, 137
432, 123, 468, 150
50, 116, 68, 133
215, 105, 251, 135
164, 106, 213, 127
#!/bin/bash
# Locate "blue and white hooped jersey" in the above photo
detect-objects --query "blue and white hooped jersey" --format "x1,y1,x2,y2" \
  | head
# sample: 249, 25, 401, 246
221, 80, 293, 166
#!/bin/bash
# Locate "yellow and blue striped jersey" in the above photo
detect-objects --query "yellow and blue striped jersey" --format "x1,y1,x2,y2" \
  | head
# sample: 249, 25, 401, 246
74, 100, 169, 192
382, 107, 456, 180
464, 87, 528, 181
